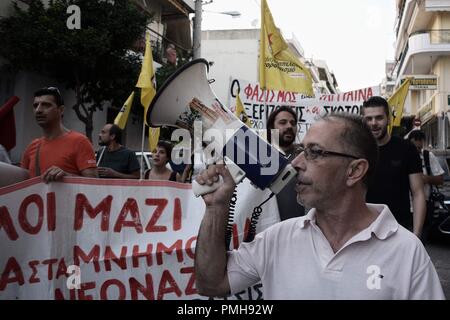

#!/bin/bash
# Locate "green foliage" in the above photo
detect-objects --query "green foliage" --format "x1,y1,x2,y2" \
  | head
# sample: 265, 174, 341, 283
0, 0, 149, 139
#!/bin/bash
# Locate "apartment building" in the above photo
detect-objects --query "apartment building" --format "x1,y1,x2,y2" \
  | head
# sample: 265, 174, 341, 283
393, 0, 450, 149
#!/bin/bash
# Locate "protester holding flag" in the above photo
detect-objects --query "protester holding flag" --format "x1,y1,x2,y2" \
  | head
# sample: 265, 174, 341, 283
362, 96, 426, 238
96, 124, 140, 179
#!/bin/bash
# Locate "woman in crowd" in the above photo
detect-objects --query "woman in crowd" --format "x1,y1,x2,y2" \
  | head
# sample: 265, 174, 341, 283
144, 141, 181, 182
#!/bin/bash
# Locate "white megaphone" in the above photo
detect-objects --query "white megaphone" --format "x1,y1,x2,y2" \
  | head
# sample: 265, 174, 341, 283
147, 59, 297, 197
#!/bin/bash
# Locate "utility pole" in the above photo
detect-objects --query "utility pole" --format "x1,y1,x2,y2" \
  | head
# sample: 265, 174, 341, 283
193, 0, 202, 59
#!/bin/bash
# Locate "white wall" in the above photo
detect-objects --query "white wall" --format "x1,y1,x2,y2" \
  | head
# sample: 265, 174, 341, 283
201, 29, 259, 106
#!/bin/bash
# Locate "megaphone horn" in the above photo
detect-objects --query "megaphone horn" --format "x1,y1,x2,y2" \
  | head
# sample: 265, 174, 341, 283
147, 59, 297, 197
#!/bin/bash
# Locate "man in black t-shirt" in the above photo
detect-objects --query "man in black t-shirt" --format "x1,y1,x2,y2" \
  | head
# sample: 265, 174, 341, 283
362, 96, 426, 237
97, 124, 140, 179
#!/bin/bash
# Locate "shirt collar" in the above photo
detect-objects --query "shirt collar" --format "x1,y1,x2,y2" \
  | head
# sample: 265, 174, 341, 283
296, 204, 399, 241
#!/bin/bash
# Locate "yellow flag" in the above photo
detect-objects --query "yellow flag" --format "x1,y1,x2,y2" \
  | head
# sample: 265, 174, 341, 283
136, 32, 156, 122
148, 127, 160, 153
114, 91, 135, 129
259, 0, 314, 96
388, 78, 411, 134
235, 93, 251, 127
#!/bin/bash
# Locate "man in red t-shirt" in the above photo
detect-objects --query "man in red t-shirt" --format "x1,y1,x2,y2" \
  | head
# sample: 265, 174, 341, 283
21, 87, 98, 183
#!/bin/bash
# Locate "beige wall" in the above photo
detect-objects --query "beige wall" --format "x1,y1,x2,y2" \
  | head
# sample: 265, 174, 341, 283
433, 56, 450, 113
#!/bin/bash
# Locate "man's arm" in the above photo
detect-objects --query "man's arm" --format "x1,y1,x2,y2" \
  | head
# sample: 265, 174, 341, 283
423, 174, 444, 186
194, 164, 235, 297
42, 166, 97, 183
81, 167, 98, 178
409, 173, 426, 237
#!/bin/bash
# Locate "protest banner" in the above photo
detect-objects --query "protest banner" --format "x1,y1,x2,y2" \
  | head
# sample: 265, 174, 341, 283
0, 177, 278, 300
228, 78, 380, 140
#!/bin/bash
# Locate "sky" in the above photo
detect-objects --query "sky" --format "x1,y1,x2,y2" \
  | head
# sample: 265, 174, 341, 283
201, 0, 397, 92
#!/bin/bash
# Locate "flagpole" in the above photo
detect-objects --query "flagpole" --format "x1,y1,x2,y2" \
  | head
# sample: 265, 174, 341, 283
140, 120, 146, 180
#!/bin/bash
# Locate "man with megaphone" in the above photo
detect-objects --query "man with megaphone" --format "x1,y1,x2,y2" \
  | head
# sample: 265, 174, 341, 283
194, 113, 444, 300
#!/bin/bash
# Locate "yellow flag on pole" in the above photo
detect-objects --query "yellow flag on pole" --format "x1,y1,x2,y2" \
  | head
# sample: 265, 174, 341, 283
114, 91, 135, 129
235, 93, 251, 127
148, 127, 160, 152
259, 0, 314, 96
388, 78, 411, 134
136, 32, 156, 122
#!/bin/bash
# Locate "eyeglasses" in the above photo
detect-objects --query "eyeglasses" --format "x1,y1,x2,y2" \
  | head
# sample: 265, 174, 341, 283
298, 145, 360, 161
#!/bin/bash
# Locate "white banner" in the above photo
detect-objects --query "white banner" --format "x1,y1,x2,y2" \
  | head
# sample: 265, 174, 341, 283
228, 78, 380, 140
0, 177, 278, 300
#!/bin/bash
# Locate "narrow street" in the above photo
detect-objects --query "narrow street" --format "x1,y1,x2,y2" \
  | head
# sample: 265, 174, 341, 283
426, 233, 450, 299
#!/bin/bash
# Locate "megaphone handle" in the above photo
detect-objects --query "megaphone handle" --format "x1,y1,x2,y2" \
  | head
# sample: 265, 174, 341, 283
192, 176, 223, 197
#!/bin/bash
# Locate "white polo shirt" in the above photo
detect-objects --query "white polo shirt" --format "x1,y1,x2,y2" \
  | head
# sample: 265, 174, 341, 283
227, 204, 445, 299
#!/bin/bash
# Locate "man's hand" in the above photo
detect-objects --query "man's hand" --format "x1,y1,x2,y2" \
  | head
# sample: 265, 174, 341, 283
195, 164, 236, 208
98, 167, 119, 178
42, 166, 67, 183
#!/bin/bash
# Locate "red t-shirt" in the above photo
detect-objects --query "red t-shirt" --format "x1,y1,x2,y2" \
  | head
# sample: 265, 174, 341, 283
21, 131, 97, 177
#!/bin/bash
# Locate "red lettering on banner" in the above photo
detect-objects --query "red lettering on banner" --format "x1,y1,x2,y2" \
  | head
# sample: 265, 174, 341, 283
42, 258, 58, 280
277, 91, 286, 103
104, 246, 127, 271
0, 206, 18, 241
132, 244, 153, 268
28, 260, 40, 284
52, 265, 198, 300
74, 194, 112, 231
78, 281, 96, 300
250, 85, 259, 101
156, 240, 183, 265
185, 236, 196, 260
285, 92, 293, 103
100, 279, 126, 300
157, 270, 182, 300
55, 258, 68, 279
114, 198, 143, 233
180, 266, 197, 295
269, 90, 275, 103
244, 84, 253, 99
47, 192, 56, 231
73, 245, 101, 272
232, 223, 239, 249
173, 198, 182, 231
367, 87, 373, 99
258, 88, 265, 102
145, 199, 168, 232
0, 257, 24, 290
18, 194, 44, 234
343, 91, 354, 101
129, 274, 155, 300
54, 288, 76, 300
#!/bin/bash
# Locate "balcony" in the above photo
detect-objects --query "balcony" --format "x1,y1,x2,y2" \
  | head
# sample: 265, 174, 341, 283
396, 30, 450, 81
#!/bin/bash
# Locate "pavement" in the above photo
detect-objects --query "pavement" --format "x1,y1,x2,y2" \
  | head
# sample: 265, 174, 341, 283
425, 179, 450, 299
426, 233, 450, 299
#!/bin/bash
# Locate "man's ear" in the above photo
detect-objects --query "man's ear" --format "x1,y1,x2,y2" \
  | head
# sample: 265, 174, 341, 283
346, 159, 369, 187
59, 105, 65, 118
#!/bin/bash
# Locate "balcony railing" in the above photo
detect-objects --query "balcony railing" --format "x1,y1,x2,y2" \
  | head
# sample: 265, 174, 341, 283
396, 29, 450, 77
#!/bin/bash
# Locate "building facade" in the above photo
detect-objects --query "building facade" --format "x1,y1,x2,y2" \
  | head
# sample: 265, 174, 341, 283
201, 28, 339, 106
0, 0, 194, 163
393, 0, 450, 149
